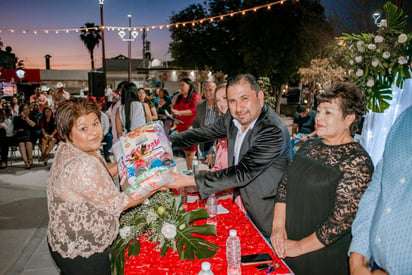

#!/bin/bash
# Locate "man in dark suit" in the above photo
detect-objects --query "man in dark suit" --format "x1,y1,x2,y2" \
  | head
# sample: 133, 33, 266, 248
168, 74, 290, 237
191, 81, 218, 160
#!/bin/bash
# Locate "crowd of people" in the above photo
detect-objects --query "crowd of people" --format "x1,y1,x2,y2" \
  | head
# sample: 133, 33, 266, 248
0, 84, 61, 168
2, 74, 409, 274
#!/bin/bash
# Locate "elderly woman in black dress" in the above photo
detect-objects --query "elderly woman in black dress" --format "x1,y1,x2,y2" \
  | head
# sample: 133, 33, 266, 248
270, 82, 374, 275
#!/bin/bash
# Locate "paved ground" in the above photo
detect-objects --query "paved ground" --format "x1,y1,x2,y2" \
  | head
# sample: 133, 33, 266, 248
0, 115, 293, 275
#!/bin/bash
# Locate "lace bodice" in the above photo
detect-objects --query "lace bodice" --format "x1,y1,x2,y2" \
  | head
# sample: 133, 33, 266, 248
47, 142, 129, 258
276, 139, 374, 246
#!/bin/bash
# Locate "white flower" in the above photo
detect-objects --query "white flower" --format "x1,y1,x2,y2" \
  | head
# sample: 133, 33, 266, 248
368, 44, 376, 50
379, 19, 387, 27
382, 51, 391, 59
355, 56, 363, 63
356, 41, 365, 52
398, 56, 408, 65
161, 222, 177, 239
119, 226, 131, 239
349, 60, 354, 65
348, 69, 354, 75
374, 35, 384, 43
371, 59, 379, 67
398, 34, 408, 43
356, 69, 364, 77
366, 79, 375, 87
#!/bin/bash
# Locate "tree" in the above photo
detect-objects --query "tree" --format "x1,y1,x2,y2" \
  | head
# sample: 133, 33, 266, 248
80, 22, 101, 71
169, 0, 244, 75
169, 0, 334, 112
169, 4, 211, 70
298, 58, 346, 92
239, 0, 334, 112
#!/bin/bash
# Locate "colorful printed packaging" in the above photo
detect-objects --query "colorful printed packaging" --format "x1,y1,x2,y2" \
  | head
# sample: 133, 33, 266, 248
113, 121, 176, 200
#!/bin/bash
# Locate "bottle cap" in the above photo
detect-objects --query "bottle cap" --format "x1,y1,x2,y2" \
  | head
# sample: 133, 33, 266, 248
150, 159, 163, 168
229, 229, 237, 237
135, 159, 147, 168
201, 261, 211, 270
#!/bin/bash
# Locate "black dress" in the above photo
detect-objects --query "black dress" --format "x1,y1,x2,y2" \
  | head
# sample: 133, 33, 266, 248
275, 139, 373, 275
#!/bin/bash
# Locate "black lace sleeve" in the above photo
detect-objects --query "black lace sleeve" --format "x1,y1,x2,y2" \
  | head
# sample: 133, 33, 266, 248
316, 145, 374, 246
275, 161, 290, 203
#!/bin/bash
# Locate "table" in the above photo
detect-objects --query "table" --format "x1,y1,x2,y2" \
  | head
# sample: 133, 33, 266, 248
124, 198, 293, 274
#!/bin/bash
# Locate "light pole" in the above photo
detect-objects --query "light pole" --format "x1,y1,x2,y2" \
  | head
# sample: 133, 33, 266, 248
128, 14, 132, 82
118, 15, 139, 82
99, 0, 106, 87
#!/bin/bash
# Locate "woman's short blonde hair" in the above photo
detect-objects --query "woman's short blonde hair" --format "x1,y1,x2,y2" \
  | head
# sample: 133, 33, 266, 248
55, 97, 100, 142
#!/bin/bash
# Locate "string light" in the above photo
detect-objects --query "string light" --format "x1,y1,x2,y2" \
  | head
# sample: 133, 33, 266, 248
0, 0, 288, 35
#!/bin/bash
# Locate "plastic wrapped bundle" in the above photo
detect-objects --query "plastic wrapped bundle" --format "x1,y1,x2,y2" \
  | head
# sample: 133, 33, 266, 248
113, 121, 176, 200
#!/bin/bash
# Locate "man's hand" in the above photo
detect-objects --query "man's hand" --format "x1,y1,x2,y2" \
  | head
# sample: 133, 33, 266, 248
205, 154, 214, 167
165, 172, 197, 189
300, 135, 309, 142
349, 252, 372, 275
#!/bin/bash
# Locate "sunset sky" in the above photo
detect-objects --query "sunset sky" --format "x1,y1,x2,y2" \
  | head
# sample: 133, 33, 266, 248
1, 0, 206, 70
0, 0, 366, 71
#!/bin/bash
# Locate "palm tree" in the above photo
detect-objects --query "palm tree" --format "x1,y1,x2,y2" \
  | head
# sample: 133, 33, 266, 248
80, 22, 101, 71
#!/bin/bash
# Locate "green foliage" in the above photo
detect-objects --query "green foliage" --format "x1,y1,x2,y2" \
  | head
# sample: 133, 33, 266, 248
169, 0, 334, 111
258, 76, 276, 109
110, 191, 217, 275
341, 1, 412, 112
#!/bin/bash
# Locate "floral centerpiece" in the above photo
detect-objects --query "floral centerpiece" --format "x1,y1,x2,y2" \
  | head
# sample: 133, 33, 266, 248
111, 191, 218, 275
342, 1, 412, 112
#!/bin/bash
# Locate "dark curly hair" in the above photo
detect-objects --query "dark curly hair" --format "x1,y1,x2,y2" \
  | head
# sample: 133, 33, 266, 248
317, 82, 366, 134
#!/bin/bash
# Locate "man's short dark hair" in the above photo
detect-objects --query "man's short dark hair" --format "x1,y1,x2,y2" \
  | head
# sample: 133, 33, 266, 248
297, 104, 308, 113
227, 74, 260, 95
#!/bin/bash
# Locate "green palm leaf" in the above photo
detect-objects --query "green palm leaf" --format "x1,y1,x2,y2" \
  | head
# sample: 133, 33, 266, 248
176, 224, 218, 259
384, 2, 407, 30
367, 82, 392, 113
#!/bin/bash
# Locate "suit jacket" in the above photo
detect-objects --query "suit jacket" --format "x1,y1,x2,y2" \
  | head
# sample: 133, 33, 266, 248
170, 104, 290, 237
191, 99, 218, 152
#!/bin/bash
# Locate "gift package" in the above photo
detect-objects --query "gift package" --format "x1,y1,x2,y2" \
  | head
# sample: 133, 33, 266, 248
112, 121, 176, 200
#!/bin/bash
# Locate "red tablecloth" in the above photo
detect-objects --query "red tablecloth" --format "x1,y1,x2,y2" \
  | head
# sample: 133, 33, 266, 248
124, 198, 292, 275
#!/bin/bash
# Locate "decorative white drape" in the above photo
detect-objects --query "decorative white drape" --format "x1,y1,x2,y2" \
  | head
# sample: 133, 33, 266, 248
360, 78, 412, 165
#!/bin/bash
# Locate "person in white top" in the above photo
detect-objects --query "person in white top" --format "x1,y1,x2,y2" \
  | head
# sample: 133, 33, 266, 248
104, 84, 113, 106
97, 102, 113, 162
115, 82, 152, 139
0, 102, 14, 168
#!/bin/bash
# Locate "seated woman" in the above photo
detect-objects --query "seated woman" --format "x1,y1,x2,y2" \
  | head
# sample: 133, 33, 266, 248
270, 82, 374, 275
47, 98, 163, 275
39, 107, 58, 165
137, 87, 158, 121
13, 104, 36, 169
115, 82, 152, 139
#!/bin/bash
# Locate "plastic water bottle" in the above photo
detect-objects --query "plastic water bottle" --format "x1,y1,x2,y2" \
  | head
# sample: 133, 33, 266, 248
226, 229, 241, 275
192, 156, 199, 176
198, 261, 214, 275
206, 194, 217, 225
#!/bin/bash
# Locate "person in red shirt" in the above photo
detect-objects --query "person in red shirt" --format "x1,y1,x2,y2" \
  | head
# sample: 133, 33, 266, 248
171, 78, 202, 170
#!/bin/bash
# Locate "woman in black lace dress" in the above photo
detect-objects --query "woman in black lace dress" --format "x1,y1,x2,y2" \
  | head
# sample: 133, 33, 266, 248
271, 82, 374, 275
